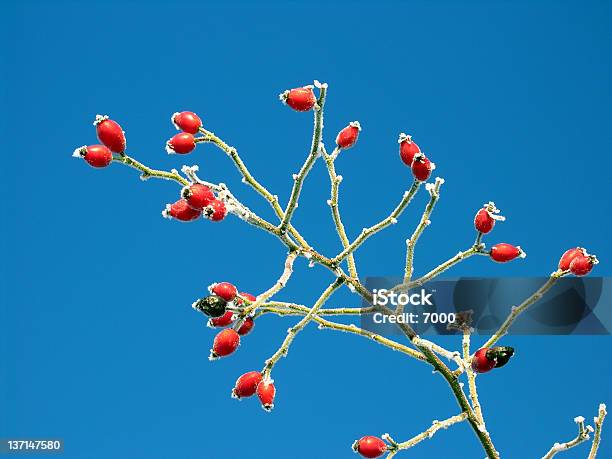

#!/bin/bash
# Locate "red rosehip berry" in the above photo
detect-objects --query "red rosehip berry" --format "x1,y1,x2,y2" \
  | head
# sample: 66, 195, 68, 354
256, 379, 276, 411
232, 371, 263, 399
208, 310, 235, 328
558, 247, 586, 271
336, 121, 361, 149
352, 436, 387, 458
210, 282, 238, 302
73, 145, 113, 168
94, 115, 126, 153
162, 199, 202, 222
171, 111, 202, 134
398, 133, 420, 166
237, 316, 255, 336
569, 253, 598, 276
204, 199, 227, 222
182, 184, 215, 210
166, 133, 196, 154
210, 328, 240, 359
411, 153, 434, 181
474, 202, 505, 234
489, 243, 525, 263
280, 86, 316, 112
471, 348, 496, 373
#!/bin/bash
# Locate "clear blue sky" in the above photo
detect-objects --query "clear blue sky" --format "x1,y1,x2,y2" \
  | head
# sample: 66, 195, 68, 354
1, 1, 610, 458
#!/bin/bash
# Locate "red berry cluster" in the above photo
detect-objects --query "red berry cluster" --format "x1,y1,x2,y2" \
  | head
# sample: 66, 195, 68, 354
166, 111, 202, 154
558, 247, 599, 276
73, 112, 230, 223
72, 114, 127, 167
191, 282, 273, 410
163, 182, 227, 223
398, 133, 435, 182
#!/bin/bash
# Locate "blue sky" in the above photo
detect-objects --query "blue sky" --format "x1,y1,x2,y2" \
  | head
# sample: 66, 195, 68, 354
1, 1, 611, 458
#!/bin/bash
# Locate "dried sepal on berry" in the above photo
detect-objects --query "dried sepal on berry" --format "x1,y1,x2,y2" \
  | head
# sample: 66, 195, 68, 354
204, 199, 227, 222
171, 111, 202, 134
279, 86, 316, 112
73, 145, 113, 168
398, 133, 421, 167
94, 114, 126, 153
474, 202, 506, 234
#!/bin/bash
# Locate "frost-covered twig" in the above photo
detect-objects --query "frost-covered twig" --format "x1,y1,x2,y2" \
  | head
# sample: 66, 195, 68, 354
480, 269, 568, 351
404, 177, 444, 285
237, 252, 299, 322
197, 127, 311, 249
588, 404, 608, 459
324, 147, 357, 278
114, 154, 190, 185
278, 83, 327, 234
262, 278, 343, 378
403, 244, 487, 289
413, 337, 464, 371
541, 416, 592, 458
385, 413, 468, 458
257, 303, 425, 361
462, 329, 485, 426
333, 180, 421, 264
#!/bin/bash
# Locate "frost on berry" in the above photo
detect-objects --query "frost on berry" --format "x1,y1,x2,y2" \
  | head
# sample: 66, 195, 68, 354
72, 146, 86, 158
92, 114, 109, 126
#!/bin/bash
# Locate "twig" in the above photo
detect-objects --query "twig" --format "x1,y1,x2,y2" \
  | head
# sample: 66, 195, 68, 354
588, 404, 608, 459
541, 416, 592, 458
324, 148, 357, 278
113, 154, 189, 186
198, 128, 312, 249
402, 244, 486, 290
333, 180, 421, 264
404, 177, 444, 284
254, 302, 425, 361
462, 329, 485, 426
237, 252, 299, 321
278, 83, 327, 234
480, 269, 568, 351
262, 278, 342, 378
385, 413, 468, 458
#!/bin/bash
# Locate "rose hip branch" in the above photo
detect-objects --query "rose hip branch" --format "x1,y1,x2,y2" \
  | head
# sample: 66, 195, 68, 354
73, 81, 604, 459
